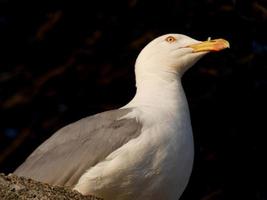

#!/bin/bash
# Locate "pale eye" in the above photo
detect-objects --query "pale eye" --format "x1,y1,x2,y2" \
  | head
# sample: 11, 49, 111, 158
165, 36, 176, 43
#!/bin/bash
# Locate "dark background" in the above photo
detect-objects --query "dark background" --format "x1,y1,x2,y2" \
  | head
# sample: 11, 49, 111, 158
0, 0, 267, 199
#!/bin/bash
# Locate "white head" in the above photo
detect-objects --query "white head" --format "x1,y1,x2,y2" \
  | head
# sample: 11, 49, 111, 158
135, 33, 229, 84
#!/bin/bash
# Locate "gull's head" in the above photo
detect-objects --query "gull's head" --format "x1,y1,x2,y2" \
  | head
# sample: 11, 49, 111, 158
135, 34, 229, 79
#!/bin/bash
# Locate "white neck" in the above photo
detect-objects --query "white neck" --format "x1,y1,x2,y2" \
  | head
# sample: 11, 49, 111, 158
126, 71, 182, 105
123, 71, 190, 125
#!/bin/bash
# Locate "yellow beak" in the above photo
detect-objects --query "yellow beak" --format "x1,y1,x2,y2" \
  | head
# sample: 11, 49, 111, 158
188, 38, 230, 53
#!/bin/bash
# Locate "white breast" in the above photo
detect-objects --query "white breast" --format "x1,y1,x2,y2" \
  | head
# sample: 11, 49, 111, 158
74, 78, 194, 200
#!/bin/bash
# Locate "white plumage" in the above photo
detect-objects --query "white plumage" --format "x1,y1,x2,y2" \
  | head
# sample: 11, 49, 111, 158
15, 33, 229, 200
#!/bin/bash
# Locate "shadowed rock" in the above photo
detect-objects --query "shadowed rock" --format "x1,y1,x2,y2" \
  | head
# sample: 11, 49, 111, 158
0, 173, 103, 200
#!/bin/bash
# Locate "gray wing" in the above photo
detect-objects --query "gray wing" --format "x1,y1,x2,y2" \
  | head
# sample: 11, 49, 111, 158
14, 108, 142, 187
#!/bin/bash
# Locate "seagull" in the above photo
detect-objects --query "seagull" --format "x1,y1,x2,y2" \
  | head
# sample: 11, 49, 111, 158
14, 34, 229, 200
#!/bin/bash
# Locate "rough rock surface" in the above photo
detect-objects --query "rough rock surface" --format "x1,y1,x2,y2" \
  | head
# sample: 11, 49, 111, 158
0, 173, 103, 200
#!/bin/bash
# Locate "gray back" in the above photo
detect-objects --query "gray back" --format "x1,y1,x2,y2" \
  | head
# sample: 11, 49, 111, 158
14, 108, 142, 187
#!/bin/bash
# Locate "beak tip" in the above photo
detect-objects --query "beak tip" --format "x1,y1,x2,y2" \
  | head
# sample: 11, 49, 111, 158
217, 39, 230, 51
225, 40, 230, 48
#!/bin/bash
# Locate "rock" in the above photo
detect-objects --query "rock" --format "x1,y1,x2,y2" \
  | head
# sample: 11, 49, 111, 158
0, 173, 103, 200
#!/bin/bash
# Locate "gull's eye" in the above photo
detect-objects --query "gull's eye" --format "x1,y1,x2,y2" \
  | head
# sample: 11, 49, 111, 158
165, 36, 176, 43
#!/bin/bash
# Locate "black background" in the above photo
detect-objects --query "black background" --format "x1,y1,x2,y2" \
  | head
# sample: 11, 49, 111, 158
0, 0, 267, 199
